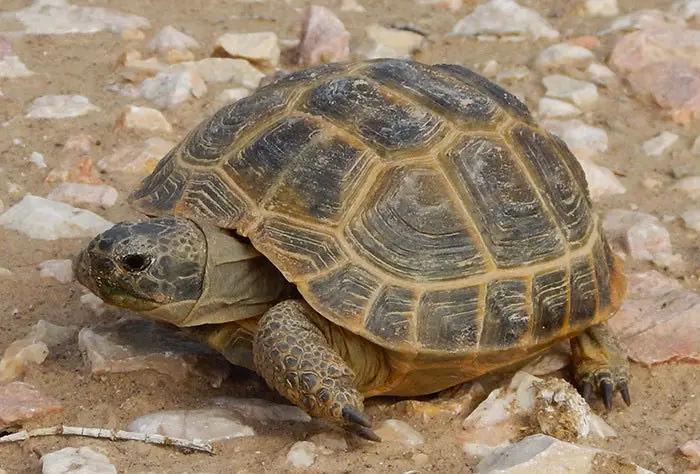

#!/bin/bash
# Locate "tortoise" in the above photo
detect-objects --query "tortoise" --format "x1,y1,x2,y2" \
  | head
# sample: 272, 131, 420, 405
74, 58, 630, 440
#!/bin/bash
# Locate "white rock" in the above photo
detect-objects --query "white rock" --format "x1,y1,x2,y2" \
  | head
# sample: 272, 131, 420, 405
148, 25, 200, 52
535, 44, 594, 69
495, 66, 529, 81
26, 95, 99, 119
358, 24, 425, 60
215, 88, 251, 103
673, 176, 700, 198
210, 397, 311, 422
542, 119, 608, 156
79, 292, 107, 316
41, 447, 116, 474
0, 56, 34, 78
672, 0, 700, 20
692, 136, 700, 155
589, 413, 618, 438
298, 5, 350, 67
603, 210, 675, 264
214, 32, 280, 69
0, 195, 113, 240
38, 259, 73, 283
681, 209, 700, 231
97, 137, 175, 175
584, 0, 619, 17
452, 0, 559, 40
117, 105, 172, 134
586, 63, 616, 84
47, 183, 119, 208
578, 159, 626, 200
340, 0, 367, 12
375, 419, 425, 446
168, 58, 264, 88
2, 0, 150, 35
643, 131, 679, 156
25, 151, 47, 168
542, 75, 598, 107
126, 409, 255, 442
537, 98, 581, 118
139, 71, 207, 108
287, 441, 317, 468
601, 9, 686, 34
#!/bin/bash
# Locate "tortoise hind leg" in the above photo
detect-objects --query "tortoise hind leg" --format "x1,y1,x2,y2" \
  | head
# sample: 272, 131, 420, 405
570, 323, 631, 409
253, 299, 380, 441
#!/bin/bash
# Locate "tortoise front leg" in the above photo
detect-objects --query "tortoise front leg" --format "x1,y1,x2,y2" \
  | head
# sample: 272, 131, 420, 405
253, 299, 379, 441
571, 323, 631, 409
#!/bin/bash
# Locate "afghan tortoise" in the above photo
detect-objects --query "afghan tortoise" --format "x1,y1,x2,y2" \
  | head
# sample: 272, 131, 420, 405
74, 59, 630, 440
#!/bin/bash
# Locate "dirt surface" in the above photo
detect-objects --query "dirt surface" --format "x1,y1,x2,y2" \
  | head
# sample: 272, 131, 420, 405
0, 0, 699, 473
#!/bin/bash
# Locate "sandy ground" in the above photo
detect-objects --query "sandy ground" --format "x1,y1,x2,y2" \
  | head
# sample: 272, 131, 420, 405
0, 0, 699, 472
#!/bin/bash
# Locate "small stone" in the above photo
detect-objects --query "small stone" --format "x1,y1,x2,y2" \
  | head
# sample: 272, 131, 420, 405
609, 27, 700, 73
298, 5, 350, 67
521, 342, 571, 376
45, 156, 102, 185
38, 259, 73, 283
627, 62, 700, 121
166, 48, 196, 64
495, 66, 529, 81
63, 135, 94, 156
41, 447, 117, 474
126, 408, 255, 442
213, 32, 280, 69
481, 59, 499, 77
0, 382, 63, 426
26, 95, 100, 119
542, 119, 608, 157
0, 56, 34, 78
358, 24, 424, 60
681, 439, 700, 466
682, 209, 700, 231
603, 9, 686, 36
584, 0, 618, 16
340, 0, 367, 12
78, 317, 230, 386
603, 209, 675, 264
309, 432, 348, 453
148, 25, 200, 53
287, 441, 317, 468
532, 378, 591, 441
139, 71, 207, 108
673, 0, 700, 21
168, 58, 265, 88
122, 28, 145, 40
412, 453, 429, 466
537, 98, 581, 118
375, 419, 425, 447
118, 52, 164, 81
97, 137, 175, 175
642, 177, 663, 190
542, 75, 598, 107
417, 0, 462, 10
452, 0, 559, 40
578, 159, 626, 200
0, 268, 12, 278
0, 195, 113, 240
535, 44, 594, 69
216, 88, 251, 103
692, 136, 700, 155
80, 292, 106, 316
643, 132, 679, 156
25, 151, 47, 168
211, 397, 311, 422
117, 105, 172, 134
589, 413, 618, 438
673, 176, 700, 198
47, 183, 119, 208
586, 63, 616, 84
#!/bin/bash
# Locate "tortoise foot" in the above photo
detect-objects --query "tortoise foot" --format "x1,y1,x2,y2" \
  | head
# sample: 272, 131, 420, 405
571, 323, 631, 410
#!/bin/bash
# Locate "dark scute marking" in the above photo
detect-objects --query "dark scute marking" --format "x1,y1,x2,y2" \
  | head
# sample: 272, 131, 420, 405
307, 264, 380, 321
183, 172, 247, 225
183, 87, 289, 164
364, 59, 502, 128
433, 63, 533, 123
265, 135, 369, 223
445, 136, 564, 267
256, 218, 344, 277
551, 133, 591, 200
304, 75, 445, 154
129, 150, 188, 214
593, 238, 612, 310
532, 269, 569, 342
267, 62, 349, 87
418, 287, 480, 350
509, 125, 592, 245
365, 285, 414, 343
224, 116, 322, 200
569, 256, 597, 327
348, 167, 486, 280
481, 279, 530, 349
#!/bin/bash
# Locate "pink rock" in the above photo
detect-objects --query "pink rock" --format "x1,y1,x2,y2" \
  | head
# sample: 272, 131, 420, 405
97, 137, 175, 175
681, 439, 700, 466
47, 183, 119, 208
627, 61, 700, 119
298, 5, 350, 67
609, 271, 700, 365
609, 28, 700, 74
0, 382, 62, 426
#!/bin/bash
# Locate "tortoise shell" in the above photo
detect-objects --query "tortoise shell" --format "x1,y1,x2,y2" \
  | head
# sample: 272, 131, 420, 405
129, 59, 626, 356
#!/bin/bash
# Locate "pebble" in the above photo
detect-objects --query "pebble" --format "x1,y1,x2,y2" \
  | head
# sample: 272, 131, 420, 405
643, 131, 679, 156
79, 292, 106, 316
47, 183, 119, 208
452, 0, 559, 40
673, 176, 700, 198
169, 58, 265, 88
396, 383, 485, 422
610, 27, 700, 73
41, 447, 117, 474
0, 56, 34, 78
26, 95, 100, 119
78, 317, 230, 386
117, 105, 172, 134
214, 32, 280, 69
495, 66, 529, 81
358, 24, 425, 60
166, 48, 196, 64
475, 435, 653, 473
25, 151, 47, 168
586, 63, 616, 84
211, 397, 311, 422
148, 25, 200, 53
287, 441, 317, 468
126, 408, 255, 442
298, 5, 350, 67
374, 419, 425, 447
0, 195, 113, 240
534, 44, 594, 69
118, 52, 165, 81
584, 0, 618, 16
0, 382, 62, 426
683, 210, 700, 231
537, 98, 581, 118
45, 156, 102, 185
38, 259, 74, 283
2, 0, 150, 35
542, 75, 598, 107
341, 0, 367, 12
602, 9, 686, 35
542, 119, 608, 156
673, 0, 700, 20
97, 137, 175, 175
122, 28, 146, 41
681, 439, 700, 466
532, 378, 592, 442
578, 159, 627, 200
139, 71, 207, 108
610, 271, 700, 365
603, 209, 676, 265
308, 432, 348, 453
521, 342, 572, 376
216, 88, 251, 103
64, 135, 95, 156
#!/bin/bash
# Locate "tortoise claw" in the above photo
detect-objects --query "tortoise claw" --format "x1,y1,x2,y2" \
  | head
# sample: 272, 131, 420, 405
342, 406, 372, 428
582, 382, 593, 402
600, 379, 614, 410
619, 381, 631, 406
347, 424, 382, 442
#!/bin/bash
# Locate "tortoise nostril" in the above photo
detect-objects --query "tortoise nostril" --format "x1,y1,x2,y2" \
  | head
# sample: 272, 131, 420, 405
121, 254, 151, 272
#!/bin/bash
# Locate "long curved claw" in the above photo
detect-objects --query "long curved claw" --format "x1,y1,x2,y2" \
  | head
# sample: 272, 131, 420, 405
582, 382, 593, 402
619, 381, 631, 406
600, 380, 614, 410
342, 406, 372, 428
349, 425, 382, 442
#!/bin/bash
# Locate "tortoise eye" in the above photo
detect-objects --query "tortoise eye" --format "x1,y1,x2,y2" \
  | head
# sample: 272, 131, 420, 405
121, 254, 151, 272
